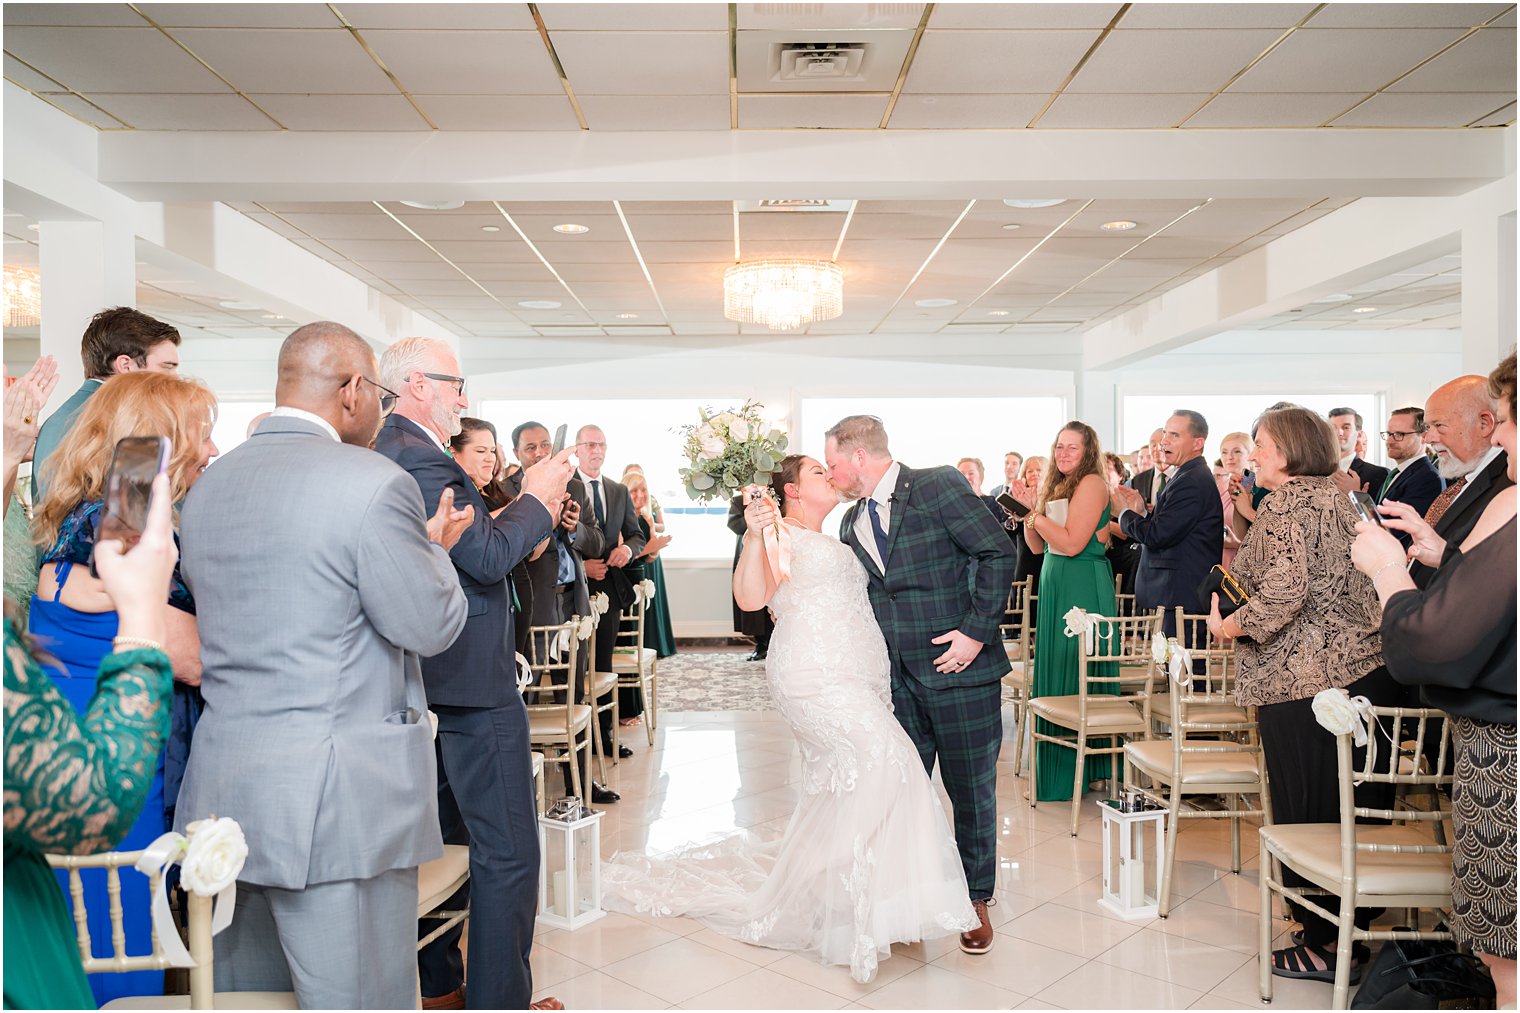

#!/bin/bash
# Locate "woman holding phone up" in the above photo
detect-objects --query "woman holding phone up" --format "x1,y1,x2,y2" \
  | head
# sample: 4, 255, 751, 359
28, 372, 217, 1006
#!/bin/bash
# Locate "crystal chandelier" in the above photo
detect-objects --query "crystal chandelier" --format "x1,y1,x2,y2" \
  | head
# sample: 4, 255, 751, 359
3, 266, 41, 328
723, 259, 843, 331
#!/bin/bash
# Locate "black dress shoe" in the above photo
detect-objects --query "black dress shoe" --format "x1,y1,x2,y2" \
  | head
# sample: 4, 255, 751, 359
591, 782, 621, 804
745, 649, 768, 662
618, 745, 634, 759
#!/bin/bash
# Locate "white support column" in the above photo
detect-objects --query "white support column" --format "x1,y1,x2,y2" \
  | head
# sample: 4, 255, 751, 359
1076, 368, 1119, 453
1461, 209, 1517, 374
37, 219, 135, 416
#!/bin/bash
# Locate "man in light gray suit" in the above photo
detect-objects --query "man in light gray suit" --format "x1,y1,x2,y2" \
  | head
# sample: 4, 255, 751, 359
174, 323, 476, 1008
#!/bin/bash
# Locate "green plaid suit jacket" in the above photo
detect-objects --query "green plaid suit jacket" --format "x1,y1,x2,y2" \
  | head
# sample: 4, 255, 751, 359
841, 464, 1016, 690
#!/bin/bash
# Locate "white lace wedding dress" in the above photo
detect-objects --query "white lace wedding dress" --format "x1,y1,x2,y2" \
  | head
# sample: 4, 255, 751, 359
602, 524, 976, 983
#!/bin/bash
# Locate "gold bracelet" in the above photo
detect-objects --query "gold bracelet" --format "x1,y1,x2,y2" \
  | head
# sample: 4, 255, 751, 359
112, 636, 165, 653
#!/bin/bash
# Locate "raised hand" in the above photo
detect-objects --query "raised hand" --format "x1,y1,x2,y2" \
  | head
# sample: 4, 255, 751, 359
743, 489, 778, 533
1007, 479, 1036, 510
427, 487, 475, 551
4, 354, 59, 470
94, 472, 177, 646
520, 445, 576, 507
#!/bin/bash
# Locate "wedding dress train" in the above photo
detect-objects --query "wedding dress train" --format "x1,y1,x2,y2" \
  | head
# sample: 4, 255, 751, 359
602, 525, 976, 983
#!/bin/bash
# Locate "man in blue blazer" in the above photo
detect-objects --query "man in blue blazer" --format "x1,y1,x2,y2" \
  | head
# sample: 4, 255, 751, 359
1374, 407, 1444, 549
1111, 410, 1224, 641
374, 337, 573, 1012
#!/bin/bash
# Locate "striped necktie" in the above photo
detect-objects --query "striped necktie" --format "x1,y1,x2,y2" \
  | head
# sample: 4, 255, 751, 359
1423, 476, 1466, 527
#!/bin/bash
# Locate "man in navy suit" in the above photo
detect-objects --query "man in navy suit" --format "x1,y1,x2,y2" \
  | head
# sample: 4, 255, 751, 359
1329, 407, 1390, 496
1111, 410, 1224, 642
374, 337, 573, 1012
1374, 406, 1444, 548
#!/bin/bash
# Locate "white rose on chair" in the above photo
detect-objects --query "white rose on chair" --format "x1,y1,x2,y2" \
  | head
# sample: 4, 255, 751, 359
574, 616, 597, 641
1312, 687, 1371, 742
1151, 632, 1169, 666
179, 817, 248, 896
638, 578, 656, 602
591, 592, 610, 617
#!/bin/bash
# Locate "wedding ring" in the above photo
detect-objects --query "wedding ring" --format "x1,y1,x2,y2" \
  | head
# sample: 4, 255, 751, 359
22, 415, 32, 425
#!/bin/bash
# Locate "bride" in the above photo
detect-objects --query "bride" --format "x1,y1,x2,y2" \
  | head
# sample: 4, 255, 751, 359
602, 455, 976, 983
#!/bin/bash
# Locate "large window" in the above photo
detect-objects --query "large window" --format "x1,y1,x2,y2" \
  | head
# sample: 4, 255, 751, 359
476, 397, 746, 561
210, 400, 275, 458
1120, 393, 1383, 467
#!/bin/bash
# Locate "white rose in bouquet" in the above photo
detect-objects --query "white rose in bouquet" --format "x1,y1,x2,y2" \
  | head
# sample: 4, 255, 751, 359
180, 817, 248, 896
696, 424, 726, 460
710, 411, 740, 434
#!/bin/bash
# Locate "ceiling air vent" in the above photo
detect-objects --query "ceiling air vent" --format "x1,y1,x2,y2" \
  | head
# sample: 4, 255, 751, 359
775, 42, 866, 82
737, 199, 852, 213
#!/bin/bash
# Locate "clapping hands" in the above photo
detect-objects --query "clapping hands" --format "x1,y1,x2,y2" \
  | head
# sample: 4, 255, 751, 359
4, 356, 60, 509
427, 487, 475, 551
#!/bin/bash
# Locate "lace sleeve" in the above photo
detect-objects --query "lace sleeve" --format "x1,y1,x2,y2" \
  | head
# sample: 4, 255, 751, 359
1234, 504, 1309, 642
4, 621, 173, 855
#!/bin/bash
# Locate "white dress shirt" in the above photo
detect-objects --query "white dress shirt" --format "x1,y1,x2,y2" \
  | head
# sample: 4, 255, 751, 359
852, 461, 901, 572
271, 406, 339, 442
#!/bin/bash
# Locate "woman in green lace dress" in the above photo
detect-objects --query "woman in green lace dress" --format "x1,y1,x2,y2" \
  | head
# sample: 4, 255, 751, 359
3, 475, 178, 1010
1019, 422, 1119, 802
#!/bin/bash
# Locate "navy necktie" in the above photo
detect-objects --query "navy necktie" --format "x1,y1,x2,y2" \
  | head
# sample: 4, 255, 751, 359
865, 498, 889, 565
590, 478, 606, 526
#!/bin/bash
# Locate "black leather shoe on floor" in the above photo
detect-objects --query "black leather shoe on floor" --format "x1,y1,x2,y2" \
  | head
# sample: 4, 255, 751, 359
745, 649, 768, 662
591, 782, 621, 804
618, 745, 634, 758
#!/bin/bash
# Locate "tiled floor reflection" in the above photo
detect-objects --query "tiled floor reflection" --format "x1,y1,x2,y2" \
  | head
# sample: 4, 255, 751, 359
528, 708, 1335, 1010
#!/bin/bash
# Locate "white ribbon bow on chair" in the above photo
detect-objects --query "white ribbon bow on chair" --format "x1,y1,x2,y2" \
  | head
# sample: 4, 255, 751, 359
1063, 606, 1101, 653
134, 817, 247, 968
1312, 687, 1383, 784
515, 652, 533, 694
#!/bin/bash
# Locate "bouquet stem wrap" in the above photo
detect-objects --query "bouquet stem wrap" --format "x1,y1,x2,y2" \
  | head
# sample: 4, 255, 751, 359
742, 484, 792, 585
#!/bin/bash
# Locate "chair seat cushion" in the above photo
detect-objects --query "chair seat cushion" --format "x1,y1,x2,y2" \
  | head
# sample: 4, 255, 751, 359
611, 647, 656, 674
418, 844, 471, 915
529, 705, 592, 740
1124, 739, 1263, 785
1002, 662, 1027, 688
105, 993, 299, 1010
1260, 824, 1453, 898
1029, 695, 1146, 732
590, 671, 618, 694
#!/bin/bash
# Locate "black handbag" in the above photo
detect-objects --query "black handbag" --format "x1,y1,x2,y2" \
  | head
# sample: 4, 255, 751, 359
1350, 932, 1496, 1009
1195, 564, 1249, 618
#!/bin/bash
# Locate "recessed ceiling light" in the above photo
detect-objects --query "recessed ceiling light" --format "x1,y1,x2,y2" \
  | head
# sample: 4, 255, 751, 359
616, 313, 639, 320
480, 225, 501, 233
260, 313, 285, 320
553, 223, 590, 234
1000, 223, 1022, 231
1101, 220, 1137, 232
26, 224, 39, 231
1002, 199, 1066, 209
399, 200, 465, 211
518, 299, 561, 310
1314, 293, 1354, 303
914, 298, 958, 308
1352, 306, 1378, 314
988, 310, 1011, 317
219, 300, 260, 310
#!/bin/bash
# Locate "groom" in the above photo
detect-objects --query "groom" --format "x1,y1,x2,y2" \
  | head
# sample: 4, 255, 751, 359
826, 416, 1016, 954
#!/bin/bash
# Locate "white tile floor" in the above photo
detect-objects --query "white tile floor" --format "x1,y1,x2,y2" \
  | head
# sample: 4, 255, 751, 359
529, 709, 1333, 1010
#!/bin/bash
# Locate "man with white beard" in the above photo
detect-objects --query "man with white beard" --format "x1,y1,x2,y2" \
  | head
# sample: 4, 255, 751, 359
1409, 374, 1513, 589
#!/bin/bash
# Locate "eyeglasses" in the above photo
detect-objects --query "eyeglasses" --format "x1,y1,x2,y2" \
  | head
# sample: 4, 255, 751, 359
1380, 429, 1424, 440
355, 376, 399, 416
418, 371, 466, 397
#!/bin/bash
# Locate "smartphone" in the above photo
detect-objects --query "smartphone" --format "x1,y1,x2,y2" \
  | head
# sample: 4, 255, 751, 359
1239, 473, 1255, 492
551, 423, 568, 455
996, 491, 1031, 520
1347, 490, 1382, 527
90, 436, 171, 577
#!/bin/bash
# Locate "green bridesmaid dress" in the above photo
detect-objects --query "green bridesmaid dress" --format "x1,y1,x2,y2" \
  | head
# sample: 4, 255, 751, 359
1031, 501, 1119, 802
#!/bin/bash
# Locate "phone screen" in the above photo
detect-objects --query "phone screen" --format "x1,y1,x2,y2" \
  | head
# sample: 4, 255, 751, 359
91, 436, 171, 576
551, 423, 568, 456
1347, 490, 1382, 527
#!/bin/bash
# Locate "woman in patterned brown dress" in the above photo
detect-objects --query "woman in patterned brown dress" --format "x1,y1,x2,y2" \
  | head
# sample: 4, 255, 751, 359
1353, 352, 1518, 1008
1207, 406, 1407, 985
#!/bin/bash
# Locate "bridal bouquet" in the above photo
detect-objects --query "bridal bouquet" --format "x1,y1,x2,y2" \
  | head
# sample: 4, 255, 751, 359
677, 401, 788, 503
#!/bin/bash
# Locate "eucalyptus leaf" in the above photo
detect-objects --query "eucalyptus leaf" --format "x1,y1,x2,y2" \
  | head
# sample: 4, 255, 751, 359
691, 471, 716, 490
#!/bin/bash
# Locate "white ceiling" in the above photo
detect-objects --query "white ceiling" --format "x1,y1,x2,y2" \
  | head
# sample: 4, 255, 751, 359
2, 3, 1513, 132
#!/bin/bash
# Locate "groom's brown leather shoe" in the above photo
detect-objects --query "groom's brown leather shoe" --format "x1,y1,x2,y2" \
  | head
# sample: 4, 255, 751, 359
960, 899, 995, 954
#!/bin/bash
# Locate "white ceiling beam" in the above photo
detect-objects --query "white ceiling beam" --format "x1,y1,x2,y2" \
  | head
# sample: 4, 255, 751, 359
1082, 172, 1518, 371
95, 126, 1513, 203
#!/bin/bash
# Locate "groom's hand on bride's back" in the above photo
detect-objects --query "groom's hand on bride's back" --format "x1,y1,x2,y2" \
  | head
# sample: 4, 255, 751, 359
931, 629, 985, 674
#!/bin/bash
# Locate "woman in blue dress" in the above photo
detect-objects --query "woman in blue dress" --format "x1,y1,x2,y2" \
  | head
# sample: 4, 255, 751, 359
29, 371, 218, 1006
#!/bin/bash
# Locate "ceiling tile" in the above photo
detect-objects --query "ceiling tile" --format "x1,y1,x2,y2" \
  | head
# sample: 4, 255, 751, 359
929, 4, 1122, 29
1385, 28, 1517, 92
4, 3, 145, 26
86, 92, 278, 130
906, 29, 1104, 92
552, 32, 727, 94
1038, 92, 1211, 128
1333, 91, 1518, 127
172, 27, 398, 94
1066, 28, 1287, 93
1230, 28, 1470, 92
250, 93, 428, 129
419, 94, 581, 130
619, 213, 733, 242
1470, 100, 1517, 126
1118, 4, 1320, 28
1308, 3, 1511, 28
337, 4, 537, 29
1183, 91, 1366, 127
25, 91, 129, 128
272, 212, 406, 240
360, 30, 564, 94
135, 4, 338, 28
4, 52, 66, 91
3, 26, 230, 91
739, 3, 926, 30
579, 95, 730, 130
738, 94, 888, 128
541, 4, 728, 31
888, 93, 1046, 128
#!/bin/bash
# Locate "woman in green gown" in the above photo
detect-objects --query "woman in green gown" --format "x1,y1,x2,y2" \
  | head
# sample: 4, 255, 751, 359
1017, 422, 1119, 802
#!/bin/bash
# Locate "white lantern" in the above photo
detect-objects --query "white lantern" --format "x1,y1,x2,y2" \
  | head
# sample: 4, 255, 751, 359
1097, 796, 1166, 919
538, 800, 605, 930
